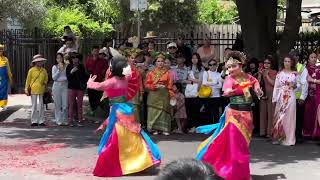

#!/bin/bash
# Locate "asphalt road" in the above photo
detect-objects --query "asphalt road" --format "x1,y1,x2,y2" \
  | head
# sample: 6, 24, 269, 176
0, 95, 319, 180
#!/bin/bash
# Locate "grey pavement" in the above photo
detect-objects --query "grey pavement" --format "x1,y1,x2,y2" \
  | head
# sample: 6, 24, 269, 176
0, 94, 320, 180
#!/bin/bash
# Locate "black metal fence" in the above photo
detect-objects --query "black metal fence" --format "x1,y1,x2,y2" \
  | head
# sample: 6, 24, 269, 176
0, 28, 319, 91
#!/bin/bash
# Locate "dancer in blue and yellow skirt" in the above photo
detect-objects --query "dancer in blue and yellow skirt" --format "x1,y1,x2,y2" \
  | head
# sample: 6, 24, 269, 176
0, 44, 12, 109
87, 48, 161, 177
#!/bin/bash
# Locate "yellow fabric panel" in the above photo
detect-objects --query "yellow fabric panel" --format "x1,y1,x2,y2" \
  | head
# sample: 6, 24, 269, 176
228, 117, 251, 145
197, 136, 211, 153
116, 123, 153, 175
24, 67, 48, 95
0, 100, 7, 106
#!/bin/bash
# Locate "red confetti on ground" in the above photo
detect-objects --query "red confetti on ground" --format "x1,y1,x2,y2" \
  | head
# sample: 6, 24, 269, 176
0, 140, 65, 156
0, 140, 93, 176
45, 167, 92, 175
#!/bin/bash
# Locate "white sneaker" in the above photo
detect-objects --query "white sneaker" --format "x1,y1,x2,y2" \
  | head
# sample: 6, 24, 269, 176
1, 106, 7, 111
162, 132, 170, 136
272, 141, 280, 145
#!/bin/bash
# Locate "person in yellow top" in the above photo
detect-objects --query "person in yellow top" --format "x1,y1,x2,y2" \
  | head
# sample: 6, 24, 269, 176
25, 54, 48, 126
0, 44, 13, 110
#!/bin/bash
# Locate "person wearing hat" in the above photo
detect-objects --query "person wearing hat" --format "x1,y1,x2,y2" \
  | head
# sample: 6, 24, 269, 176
166, 42, 178, 66
0, 44, 12, 111
144, 31, 157, 43
25, 54, 48, 126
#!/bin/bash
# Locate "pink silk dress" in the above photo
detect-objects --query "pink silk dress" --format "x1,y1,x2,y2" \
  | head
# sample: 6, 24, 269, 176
272, 71, 297, 145
87, 76, 161, 177
196, 74, 259, 180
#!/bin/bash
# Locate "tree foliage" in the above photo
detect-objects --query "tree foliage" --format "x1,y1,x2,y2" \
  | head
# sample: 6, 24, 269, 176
198, 0, 238, 24
41, 7, 113, 38
0, 0, 46, 28
141, 0, 199, 30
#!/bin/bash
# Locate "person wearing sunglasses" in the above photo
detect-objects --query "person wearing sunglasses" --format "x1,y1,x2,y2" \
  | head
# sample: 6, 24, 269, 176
201, 59, 222, 124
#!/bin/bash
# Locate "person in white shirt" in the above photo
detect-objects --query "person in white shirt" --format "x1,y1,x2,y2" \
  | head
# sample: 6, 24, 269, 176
202, 59, 222, 123
52, 53, 68, 126
57, 36, 80, 55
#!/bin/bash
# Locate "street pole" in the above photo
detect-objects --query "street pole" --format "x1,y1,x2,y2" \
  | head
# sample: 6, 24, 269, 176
137, 10, 141, 45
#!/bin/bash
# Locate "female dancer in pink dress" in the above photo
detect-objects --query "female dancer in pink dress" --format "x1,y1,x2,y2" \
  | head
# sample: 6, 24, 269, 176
196, 51, 263, 180
87, 49, 160, 177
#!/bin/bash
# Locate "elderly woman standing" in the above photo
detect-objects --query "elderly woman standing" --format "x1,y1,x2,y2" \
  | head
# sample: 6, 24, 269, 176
25, 54, 48, 126
0, 44, 12, 111
145, 53, 175, 135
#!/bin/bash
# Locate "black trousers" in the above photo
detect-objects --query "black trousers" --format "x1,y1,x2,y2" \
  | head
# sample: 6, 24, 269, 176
296, 100, 305, 140
200, 97, 221, 124
185, 98, 201, 128
87, 89, 103, 111
142, 91, 149, 128
252, 98, 260, 135
220, 96, 230, 110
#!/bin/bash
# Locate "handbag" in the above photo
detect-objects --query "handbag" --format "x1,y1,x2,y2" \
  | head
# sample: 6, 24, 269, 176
185, 71, 198, 98
198, 71, 212, 98
43, 90, 53, 104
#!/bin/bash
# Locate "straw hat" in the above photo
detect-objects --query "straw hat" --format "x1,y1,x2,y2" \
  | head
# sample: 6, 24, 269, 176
32, 54, 47, 63
144, 31, 157, 39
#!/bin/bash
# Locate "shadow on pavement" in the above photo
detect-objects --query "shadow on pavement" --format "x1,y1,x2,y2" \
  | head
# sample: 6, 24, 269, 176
1, 118, 100, 149
151, 133, 207, 143
250, 138, 320, 168
252, 173, 287, 180
0, 105, 23, 122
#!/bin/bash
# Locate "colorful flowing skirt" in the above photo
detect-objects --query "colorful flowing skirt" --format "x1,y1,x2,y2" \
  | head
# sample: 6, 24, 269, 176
93, 102, 161, 177
196, 105, 253, 180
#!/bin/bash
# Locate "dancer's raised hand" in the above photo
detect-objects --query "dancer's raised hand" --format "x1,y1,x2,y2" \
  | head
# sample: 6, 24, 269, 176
88, 74, 97, 82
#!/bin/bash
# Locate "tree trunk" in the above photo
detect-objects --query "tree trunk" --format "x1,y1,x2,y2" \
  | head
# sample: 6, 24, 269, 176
279, 0, 302, 59
235, 0, 277, 61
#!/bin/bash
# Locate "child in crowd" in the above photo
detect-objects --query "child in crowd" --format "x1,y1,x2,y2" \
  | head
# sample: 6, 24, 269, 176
173, 83, 187, 133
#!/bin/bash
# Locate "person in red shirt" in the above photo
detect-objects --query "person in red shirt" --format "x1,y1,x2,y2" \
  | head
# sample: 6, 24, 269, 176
85, 46, 107, 115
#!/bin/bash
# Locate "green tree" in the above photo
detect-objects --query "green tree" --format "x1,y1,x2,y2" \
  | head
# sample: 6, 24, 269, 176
198, 0, 238, 24
41, 7, 113, 38
0, 0, 46, 28
141, 0, 199, 30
